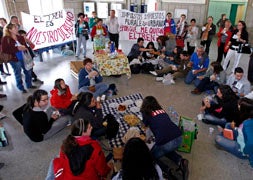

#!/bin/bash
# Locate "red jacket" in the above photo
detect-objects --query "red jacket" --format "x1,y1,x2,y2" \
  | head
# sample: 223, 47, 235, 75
217, 27, 232, 53
53, 136, 111, 180
50, 85, 72, 109
90, 25, 107, 38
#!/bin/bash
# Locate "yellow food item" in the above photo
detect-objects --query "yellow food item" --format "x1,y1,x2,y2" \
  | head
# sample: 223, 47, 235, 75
103, 121, 108, 127
123, 114, 140, 126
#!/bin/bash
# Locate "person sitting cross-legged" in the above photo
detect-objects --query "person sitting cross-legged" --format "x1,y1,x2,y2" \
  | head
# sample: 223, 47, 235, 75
185, 45, 209, 87
78, 58, 108, 98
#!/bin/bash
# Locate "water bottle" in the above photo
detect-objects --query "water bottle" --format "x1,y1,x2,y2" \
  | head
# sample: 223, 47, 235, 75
110, 41, 115, 53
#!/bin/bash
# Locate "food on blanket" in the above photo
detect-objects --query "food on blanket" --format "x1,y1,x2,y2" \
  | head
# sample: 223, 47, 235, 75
118, 104, 127, 112
123, 114, 140, 126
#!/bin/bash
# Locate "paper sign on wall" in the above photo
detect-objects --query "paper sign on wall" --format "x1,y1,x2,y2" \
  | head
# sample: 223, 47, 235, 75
118, 9, 166, 41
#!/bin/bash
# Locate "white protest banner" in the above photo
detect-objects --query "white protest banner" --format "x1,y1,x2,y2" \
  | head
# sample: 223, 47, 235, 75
21, 9, 75, 50
118, 9, 166, 42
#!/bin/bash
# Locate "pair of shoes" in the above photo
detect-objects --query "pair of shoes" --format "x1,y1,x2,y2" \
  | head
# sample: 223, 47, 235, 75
22, 90, 27, 93
179, 159, 189, 180
149, 71, 158, 76
0, 81, 7, 85
0, 94, 7, 98
156, 77, 164, 81
191, 88, 202, 95
29, 85, 37, 89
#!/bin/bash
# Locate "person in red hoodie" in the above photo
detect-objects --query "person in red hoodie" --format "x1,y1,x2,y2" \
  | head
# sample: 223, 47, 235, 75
46, 118, 112, 180
50, 78, 77, 115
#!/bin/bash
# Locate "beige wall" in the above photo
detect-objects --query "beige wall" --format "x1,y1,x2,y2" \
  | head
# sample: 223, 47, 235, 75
158, 1, 208, 27
4, 0, 253, 30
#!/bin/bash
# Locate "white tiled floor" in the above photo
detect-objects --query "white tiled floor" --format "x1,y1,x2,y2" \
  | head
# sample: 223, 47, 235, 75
0, 39, 252, 179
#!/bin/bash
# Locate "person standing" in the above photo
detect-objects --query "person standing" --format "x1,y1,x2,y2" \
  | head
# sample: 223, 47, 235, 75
216, 20, 233, 63
106, 10, 119, 50
89, 11, 98, 38
176, 14, 188, 48
186, 18, 198, 56
90, 18, 107, 51
0, 17, 10, 76
164, 12, 176, 36
200, 16, 216, 55
222, 21, 249, 74
216, 14, 228, 29
10, 15, 23, 30
1, 23, 35, 93
75, 13, 89, 58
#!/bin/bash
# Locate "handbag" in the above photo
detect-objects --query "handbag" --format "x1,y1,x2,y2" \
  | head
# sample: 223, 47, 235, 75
0, 51, 12, 64
238, 43, 251, 54
22, 50, 34, 70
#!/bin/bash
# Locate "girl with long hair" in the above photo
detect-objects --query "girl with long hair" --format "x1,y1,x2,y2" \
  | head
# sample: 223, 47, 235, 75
215, 98, 253, 167
1, 23, 35, 93
201, 85, 240, 127
46, 118, 111, 179
222, 20, 249, 73
50, 78, 77, 115
112, 137, 163, 180
73, 92, 106, 138
13, 89, 71, 142
140, 96, 189, 179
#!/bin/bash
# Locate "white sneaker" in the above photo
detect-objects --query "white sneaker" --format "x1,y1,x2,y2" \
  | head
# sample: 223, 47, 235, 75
156, 77, 164, 81
149, 71, 158, 76
170, 79, 175, 84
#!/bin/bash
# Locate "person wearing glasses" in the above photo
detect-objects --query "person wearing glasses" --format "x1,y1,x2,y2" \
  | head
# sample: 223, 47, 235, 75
12, 89, 72, 142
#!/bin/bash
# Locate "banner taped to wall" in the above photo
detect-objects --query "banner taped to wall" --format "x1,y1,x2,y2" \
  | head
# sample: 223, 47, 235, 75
118, 9, 165, 42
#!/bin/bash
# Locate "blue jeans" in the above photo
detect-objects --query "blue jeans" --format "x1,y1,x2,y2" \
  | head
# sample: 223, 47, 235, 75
185, 70, 205, 87
215, 134, 247, 159
78, 82, 108, 98
9, 60, 32, 91
203, 114, 227, 127
45, 159, 54, 180
151, 136, 182, 164
76, 34, 87, 57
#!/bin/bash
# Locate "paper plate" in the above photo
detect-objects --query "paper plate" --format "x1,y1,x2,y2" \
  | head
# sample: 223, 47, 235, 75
135, 99, 143, 108
130, 106, 140, 113
123, 100, 134, 106
109, 102, 118, 108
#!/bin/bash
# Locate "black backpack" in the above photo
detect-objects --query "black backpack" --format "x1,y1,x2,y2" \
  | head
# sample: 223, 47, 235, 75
130, 64, 142, 74
103, 114, 119, 139
141, 63, 155, 74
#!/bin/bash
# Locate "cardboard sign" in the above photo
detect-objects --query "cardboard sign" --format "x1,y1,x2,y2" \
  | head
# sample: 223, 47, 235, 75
21, 9, 76, 50
118, 9, 165, 42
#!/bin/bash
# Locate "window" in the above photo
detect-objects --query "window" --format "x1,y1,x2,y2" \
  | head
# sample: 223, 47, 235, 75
28, 0, 63, 15
0, 0, 9, 20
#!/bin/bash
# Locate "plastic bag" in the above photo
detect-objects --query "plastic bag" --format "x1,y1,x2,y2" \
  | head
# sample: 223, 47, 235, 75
22, 50, 34, 70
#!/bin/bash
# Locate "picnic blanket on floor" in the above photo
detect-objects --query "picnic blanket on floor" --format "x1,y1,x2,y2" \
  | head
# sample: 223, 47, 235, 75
102, 93, 144, 148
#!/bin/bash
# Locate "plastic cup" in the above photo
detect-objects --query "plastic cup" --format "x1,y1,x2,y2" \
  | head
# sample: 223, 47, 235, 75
209, 127, 214, 134
197, 113, 203, 121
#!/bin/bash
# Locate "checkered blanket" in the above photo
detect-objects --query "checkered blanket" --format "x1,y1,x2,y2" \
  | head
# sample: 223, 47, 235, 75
102, 93, 144, 148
